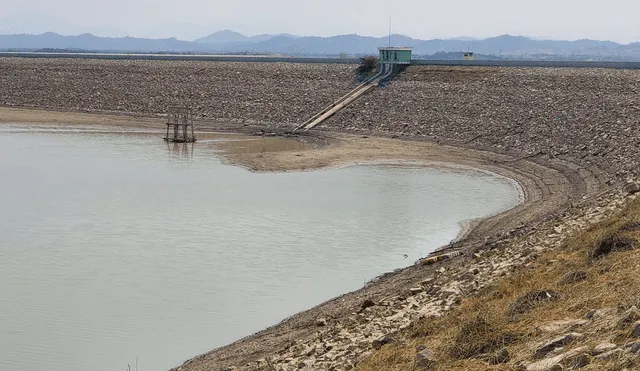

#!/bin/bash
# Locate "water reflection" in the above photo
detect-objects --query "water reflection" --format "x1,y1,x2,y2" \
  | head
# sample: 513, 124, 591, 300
0, 129, 520, 371
167, 142, 194, 160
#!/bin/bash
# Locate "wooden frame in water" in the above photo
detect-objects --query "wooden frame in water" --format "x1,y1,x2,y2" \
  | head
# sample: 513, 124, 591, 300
164, 107, 196, 143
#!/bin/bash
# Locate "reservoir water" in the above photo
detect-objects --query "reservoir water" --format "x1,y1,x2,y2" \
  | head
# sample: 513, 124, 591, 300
0, 125, 520, 371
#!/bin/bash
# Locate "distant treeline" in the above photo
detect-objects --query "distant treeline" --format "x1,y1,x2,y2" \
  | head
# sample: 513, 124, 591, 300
0, 48, 274, 56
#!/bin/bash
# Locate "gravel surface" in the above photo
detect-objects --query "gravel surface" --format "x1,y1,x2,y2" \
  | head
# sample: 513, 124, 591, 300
321, 66, 640, 183
0, 58, 358, 127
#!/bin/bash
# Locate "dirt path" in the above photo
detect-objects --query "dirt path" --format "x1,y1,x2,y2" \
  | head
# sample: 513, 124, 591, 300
0, 107, 607, 371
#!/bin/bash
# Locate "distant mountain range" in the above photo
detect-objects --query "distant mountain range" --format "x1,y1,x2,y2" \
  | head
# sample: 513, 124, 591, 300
194, 29, 301, 44
2, 30, 640, 61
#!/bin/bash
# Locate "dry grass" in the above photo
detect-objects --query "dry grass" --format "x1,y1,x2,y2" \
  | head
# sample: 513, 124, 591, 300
357, 198, 640, 370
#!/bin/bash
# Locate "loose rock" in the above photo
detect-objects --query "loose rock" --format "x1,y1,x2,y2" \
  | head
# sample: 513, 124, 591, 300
592, 342, 617, 355
415, 347, 436, 370
360, 299, 376, 310
595, 348, 623, 361
527, 346, 589, 371
535, 333, 583, 359
371, 336, 395, 350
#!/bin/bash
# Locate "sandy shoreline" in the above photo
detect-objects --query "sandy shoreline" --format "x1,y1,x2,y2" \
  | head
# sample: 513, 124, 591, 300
0, 105, 528, 270
0, 106, 600, 370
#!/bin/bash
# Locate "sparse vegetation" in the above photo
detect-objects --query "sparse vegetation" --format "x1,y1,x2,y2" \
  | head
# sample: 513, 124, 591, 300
357, 198, 640, 370
356, 55, 378, 76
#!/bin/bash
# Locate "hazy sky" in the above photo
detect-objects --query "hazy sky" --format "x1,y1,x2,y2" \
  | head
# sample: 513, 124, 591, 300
2, 0, 640, 43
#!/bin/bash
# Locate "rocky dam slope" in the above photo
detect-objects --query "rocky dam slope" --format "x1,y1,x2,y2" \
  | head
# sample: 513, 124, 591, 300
1, 58, 639, 370
0, 58, 358, 127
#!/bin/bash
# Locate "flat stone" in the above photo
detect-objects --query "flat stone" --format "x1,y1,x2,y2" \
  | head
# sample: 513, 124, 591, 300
585, 307, 615, 320
409, 287, 423, 295
592, 342, 617, 355
618, 306, 640, 327
595, 348, 623, 361
527, 346, 589, 371
440, 289, 458, 299
627, 341, 640, 354
538, 319, 588, 333
535, 333, 583, 359
420, 277, 435, 285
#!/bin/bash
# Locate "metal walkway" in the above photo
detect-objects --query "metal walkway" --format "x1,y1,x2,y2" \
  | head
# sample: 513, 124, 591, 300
294, 64, 396, 132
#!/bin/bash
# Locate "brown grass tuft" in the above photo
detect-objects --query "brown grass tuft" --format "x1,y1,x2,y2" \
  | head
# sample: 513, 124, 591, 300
450, 309, 521, 359
507, 290, 560, 316
356, 198, 640, 371
589, 234, 636, 260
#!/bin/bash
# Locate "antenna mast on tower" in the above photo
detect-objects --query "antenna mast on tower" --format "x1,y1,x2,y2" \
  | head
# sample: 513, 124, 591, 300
388, 17, 392, 47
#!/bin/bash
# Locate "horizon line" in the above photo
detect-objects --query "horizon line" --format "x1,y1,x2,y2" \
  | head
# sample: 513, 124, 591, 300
0, 31, 635, 45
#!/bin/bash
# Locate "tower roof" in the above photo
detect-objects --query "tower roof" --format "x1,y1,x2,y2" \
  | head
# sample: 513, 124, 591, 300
378, 47, 412, 51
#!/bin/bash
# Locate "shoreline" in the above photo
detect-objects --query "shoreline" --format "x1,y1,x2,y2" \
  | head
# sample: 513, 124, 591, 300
0, 110, 526, 269
0, 107, 528, 252
0, 107, 597, 370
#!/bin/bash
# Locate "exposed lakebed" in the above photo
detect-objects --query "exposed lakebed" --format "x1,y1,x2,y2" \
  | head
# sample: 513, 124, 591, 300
0, 125, 520, 371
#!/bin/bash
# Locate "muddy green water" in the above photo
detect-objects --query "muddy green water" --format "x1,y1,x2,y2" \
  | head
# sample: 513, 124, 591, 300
0, 125, 520, 371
